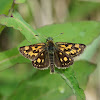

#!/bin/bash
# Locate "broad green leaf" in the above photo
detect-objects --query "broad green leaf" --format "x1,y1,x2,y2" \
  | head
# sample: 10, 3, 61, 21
0, 12, 40, 43
0, 12, 98, 100
0, 0, 13, 33
69, 1, 100, 20
0, 16, 100, 72
0, 48, 29, 71
36, 21, 100, 44
7, 61, 96, 100
14, 0, 26, 4
0, 69, 19, 96
0, 12, 100, 45
0, 0, 13, 15
58, 70, 85, 100
56, 60, 96, 100
0, 64, 36, 96
79, 35, 100, 61
73, 61, 96, 89
0, 26, 5, 33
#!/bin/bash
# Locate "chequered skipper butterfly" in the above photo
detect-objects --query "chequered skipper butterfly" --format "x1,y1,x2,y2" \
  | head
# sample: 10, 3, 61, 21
19, 37, 86, 74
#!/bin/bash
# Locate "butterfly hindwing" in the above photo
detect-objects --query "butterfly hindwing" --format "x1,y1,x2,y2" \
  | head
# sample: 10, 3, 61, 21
19, 43, 46, 61
55, 42, 86, 57
32, 50, 49, 69
54, 49, 73, 69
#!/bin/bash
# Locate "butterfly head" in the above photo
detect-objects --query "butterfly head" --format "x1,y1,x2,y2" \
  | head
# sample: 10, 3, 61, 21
46, 37, 53, 42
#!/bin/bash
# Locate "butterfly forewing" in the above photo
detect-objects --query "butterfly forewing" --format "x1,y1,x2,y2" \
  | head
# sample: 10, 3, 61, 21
32, 50, 49, 69
54, 49, 73, 69
19, 43, 46, 61
55, 42, 86, 57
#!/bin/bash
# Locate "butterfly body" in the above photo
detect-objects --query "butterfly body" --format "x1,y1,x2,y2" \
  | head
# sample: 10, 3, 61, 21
19, 37, 86, 74
46, 37, 55, 73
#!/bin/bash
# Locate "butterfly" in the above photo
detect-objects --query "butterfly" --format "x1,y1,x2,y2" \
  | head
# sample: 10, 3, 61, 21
19, 37, 86, 74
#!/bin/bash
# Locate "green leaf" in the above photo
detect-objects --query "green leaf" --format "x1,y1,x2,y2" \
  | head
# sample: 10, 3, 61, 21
56, 60, 96, 100
36, 21, 100, 44
73, 61, 96, 89
0, 0, 13, 15
0, 12, 41, 43
0, 48, 29, 71
0, 12, 100, 45
0, 15, 99, 73
79, 35, 100, 61
69, 1, 100, 20
0, 0, 13, 33
14, 0, 26, 4
0, 12, 98, 99
7, 61, 96, 100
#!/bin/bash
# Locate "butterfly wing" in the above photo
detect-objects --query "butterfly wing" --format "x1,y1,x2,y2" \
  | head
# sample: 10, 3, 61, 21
54, 49, 73, 69
55, 42, 86, 57
32, 50, 49, 69
19, 43, 46, 61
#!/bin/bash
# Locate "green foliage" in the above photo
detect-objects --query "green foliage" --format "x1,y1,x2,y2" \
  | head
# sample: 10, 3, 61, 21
0, 48, 29, 71
69, 1, 100, 20
0, 0, 13, 15
0, 1, 99, 100
0, 12, 100, 45
0, 0, 13, 33
0, 12, 39, 44
37, 21, 100, 44
14, 0, 26, 4
7, 61, 95, 100
0, 12, 99, 100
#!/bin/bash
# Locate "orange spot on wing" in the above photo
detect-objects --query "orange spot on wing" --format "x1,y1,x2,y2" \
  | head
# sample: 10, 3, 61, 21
42, 59, 44, 63
60, 48, 64, 51
75, 44, 79, 48
37, 58, 41, 63
28, 51, 34, 56
25, 46, 29, 50
70, 50, 76, 54
60, 58, 63, 62
59, 52, 62, 55
60, 45, 66, 48
31, 46, 36, 50
37, 46, 42, 49
41, 53, 43, 56
33, 53, 38, 56
77, 48, 81, 52
66, 44, 72, 49
24, 51, 27, 54
64, 57, 68, 61
65, 51, 70, 55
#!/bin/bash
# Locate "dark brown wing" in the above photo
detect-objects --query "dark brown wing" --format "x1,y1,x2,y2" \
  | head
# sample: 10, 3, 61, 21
19, 43, 46, 61
55, 42, 86, 58
54, 49, 73, 69
32, 50, 49, 70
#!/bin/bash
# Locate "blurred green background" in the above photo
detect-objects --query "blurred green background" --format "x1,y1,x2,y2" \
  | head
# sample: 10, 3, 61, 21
0, 0, 100, 100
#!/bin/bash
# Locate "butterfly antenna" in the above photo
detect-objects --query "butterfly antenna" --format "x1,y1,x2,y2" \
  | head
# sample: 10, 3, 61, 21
53, 33, 64, 39
26, 34, 41, 44
41, 34, 48, 39
27, 40, 32, 45
30, 33, 45, 43
37, 33, 48, 41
